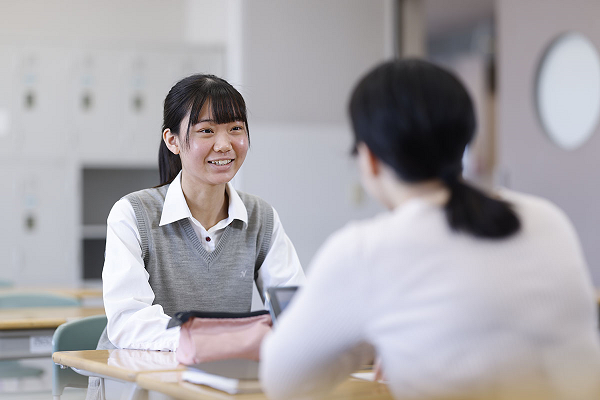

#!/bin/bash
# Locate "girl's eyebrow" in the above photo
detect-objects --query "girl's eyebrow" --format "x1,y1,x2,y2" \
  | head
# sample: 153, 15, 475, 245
195, 119, 215, 124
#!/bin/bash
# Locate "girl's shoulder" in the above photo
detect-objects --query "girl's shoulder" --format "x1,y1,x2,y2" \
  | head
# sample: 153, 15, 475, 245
122, 185, 169, 206
234, 190, 273, 216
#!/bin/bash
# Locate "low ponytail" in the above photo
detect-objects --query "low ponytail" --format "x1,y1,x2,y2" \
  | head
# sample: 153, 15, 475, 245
158, 140, 181, 186
349, 59, 521, 240
441, 166, 520, 238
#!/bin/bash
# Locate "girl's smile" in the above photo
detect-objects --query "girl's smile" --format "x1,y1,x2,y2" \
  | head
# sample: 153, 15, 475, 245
164, 101, 249, 191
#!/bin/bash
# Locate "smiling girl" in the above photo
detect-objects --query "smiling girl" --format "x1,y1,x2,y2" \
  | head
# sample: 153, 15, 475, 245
98, 74, 305, 352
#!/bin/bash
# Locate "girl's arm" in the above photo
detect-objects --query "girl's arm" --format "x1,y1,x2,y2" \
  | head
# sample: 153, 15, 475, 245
255, 207, 306, 296
102, 198, 180, 351
260, 224, 372, 399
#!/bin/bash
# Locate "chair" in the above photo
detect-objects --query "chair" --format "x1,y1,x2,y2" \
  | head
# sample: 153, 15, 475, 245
52, 314, 107, 400
0, 293, 80, 308
0, 293, 80, 386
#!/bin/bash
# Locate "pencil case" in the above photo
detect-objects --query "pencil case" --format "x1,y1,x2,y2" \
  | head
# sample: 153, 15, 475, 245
167, 310, 272, 365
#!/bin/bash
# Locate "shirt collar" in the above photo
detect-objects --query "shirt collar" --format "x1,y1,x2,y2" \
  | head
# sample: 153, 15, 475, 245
159, 171, 248, 228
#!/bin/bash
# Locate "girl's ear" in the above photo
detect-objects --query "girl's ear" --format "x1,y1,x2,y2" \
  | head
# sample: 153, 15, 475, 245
163, 129, 180, 155
357, 143, 381, 177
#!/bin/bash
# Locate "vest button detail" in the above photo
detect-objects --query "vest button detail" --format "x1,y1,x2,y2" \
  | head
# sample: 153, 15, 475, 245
205, 236, 211, 242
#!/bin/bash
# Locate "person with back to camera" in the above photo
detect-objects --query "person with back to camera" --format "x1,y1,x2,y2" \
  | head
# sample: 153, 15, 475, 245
87, 74, 305, 398
260, 59, 600, 399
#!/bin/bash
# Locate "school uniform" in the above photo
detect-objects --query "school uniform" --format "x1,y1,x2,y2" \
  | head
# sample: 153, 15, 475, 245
100, 171, 305, 351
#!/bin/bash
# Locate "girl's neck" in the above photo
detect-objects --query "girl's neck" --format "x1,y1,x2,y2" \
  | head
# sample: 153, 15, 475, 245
378, 168, 449, 210
180, 173, 229, 230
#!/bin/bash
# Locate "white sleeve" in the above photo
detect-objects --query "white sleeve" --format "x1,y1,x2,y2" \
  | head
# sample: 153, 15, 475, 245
255, 207, 306, 297
102, 198, 180, 351
260, 225, 373, 399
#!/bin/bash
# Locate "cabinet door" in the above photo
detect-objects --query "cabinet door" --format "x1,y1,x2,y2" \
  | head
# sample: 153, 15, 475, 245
0, 162, 19, 284
12, 46, 70, 158
11, 161, 78, 286
0, 45, 16, 157
118, 51, 169, 165
69, 49, 125, 163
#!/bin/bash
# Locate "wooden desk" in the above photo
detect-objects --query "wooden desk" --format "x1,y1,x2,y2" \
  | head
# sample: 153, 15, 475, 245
52, 350, 185, 382
0, 287, 103, 301
137, 370, 393, 400
53, 349, 186, 400
53, 349, 393, 400
0, 306, 104, 360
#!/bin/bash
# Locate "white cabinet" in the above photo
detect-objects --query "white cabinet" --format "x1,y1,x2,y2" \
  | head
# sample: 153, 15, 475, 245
2, 158, 78, 286
12, 46, 71, 158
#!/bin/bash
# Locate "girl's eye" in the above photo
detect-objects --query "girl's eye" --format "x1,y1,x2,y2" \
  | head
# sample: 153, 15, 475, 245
231, 126, 244, 132
199, 128, 213, 134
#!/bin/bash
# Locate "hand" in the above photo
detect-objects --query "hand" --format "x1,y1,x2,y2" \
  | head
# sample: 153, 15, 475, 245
373, 357, 386, 382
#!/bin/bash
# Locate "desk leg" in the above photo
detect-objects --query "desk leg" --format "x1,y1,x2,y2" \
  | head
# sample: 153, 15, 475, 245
121, 382, 147, 400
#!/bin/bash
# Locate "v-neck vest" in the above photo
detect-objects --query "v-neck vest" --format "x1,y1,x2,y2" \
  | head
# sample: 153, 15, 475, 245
125, 184, 273, 316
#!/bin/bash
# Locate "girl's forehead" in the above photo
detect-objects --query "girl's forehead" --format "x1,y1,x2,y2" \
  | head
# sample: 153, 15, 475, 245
188, 96, 246, 126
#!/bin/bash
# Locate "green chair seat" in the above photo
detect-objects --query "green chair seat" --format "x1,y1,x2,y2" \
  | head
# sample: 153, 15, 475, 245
52, 314, 107, 399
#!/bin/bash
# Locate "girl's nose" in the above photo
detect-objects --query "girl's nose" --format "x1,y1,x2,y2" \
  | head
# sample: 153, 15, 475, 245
214, 132, 233, 152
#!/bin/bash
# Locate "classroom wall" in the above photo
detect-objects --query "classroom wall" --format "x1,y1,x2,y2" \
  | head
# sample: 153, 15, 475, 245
234, 0, 392, 269
495, 0, 600, 284
0, 0, 226, 286
0, 0, 392, 284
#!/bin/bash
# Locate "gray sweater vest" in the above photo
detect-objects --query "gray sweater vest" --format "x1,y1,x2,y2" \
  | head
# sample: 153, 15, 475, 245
127, 185, 274, 315
97, 185, 273, 350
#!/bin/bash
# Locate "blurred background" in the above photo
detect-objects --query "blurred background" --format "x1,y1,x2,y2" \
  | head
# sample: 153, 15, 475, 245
0, 0, 599, 291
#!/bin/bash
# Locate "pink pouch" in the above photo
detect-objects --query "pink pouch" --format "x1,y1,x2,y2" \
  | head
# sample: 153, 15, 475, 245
167, 310, 272, 365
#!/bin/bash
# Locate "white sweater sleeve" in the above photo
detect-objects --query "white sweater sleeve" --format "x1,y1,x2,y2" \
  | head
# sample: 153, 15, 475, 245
255, 207, 306, 298
260, 224, 373, 399
102, 198, 180, 351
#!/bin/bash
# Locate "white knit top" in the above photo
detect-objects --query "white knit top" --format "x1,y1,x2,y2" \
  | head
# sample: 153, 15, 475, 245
260, 190, 600, 399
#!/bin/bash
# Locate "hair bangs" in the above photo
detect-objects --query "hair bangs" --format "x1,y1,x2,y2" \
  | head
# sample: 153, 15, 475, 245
187, 83, 247, 127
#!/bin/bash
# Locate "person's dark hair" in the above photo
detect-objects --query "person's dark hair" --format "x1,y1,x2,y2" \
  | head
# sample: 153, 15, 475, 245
349, 59, 520, 238
159, 74, 249, 185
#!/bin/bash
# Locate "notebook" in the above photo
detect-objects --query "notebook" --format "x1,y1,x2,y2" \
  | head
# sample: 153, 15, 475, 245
181, 358, 261, 394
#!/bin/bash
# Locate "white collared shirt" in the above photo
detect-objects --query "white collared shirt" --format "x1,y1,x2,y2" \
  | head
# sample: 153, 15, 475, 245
102, 172, 305, 351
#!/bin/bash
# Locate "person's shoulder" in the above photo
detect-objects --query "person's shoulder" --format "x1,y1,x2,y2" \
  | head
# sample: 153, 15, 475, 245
499, 188, 566, 218
125, 185, 168, 198
321, 213, 389, 254
236, 190, 272, 211
498, 188, 575, 232
122, 185, 168, 203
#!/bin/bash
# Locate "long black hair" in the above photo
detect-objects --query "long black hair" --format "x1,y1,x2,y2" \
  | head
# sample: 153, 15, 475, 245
159, 74, 249, 185
349, 59, 520, 238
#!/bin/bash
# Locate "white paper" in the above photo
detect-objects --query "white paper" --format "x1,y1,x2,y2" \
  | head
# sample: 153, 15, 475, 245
351, 371, 376, 381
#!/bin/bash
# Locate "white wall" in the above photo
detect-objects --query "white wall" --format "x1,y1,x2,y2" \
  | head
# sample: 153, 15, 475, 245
0, 0, 186, 45
235, 0, 391, 269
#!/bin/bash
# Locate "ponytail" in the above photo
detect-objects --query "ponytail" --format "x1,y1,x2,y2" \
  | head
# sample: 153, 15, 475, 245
158, 140, 181, 186
441, 167, 520, 238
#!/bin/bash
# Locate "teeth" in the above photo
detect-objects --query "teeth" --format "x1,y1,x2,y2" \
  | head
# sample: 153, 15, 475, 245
210, 160, 232, 166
